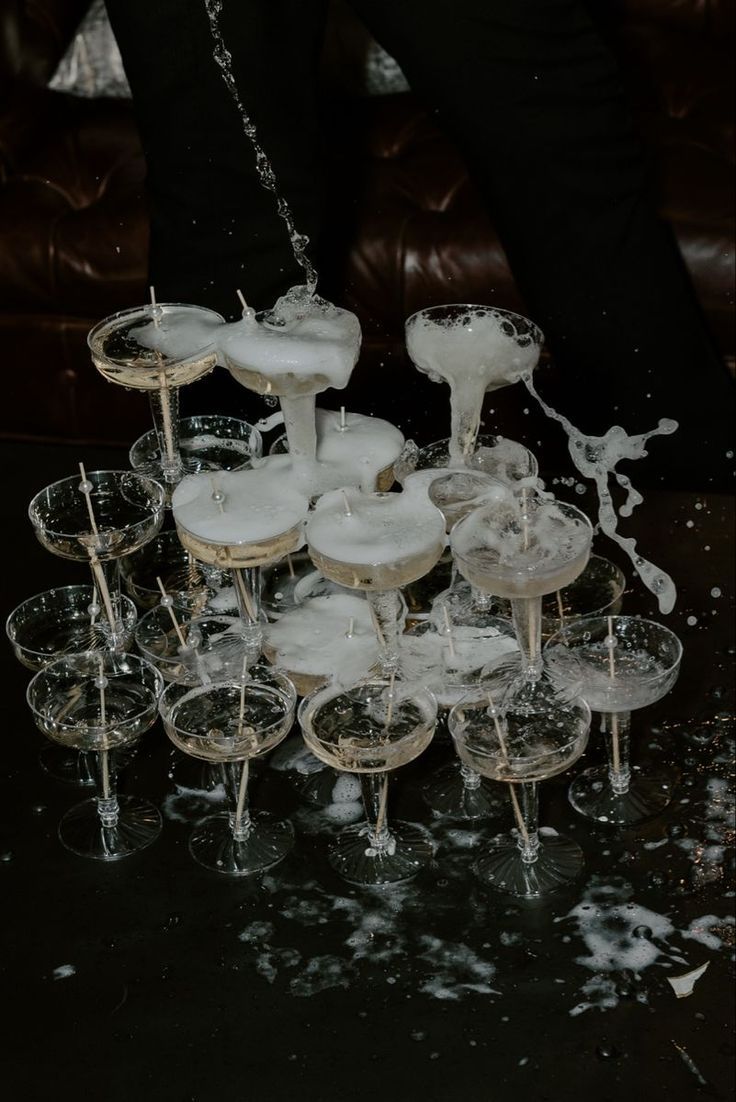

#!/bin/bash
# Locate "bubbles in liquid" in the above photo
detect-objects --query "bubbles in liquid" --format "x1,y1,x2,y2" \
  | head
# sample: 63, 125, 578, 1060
523, 376, 678, 614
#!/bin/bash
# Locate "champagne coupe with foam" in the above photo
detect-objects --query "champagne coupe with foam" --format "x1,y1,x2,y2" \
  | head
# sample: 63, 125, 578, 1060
451, 491, 593, 711
89, 302, 225, 491
172, 468, 310, 660
306, 485, 446, 674
404, 305, 543, 467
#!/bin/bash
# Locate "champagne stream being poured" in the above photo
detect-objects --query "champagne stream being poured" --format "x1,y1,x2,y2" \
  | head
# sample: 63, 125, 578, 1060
204, 0, 318, 296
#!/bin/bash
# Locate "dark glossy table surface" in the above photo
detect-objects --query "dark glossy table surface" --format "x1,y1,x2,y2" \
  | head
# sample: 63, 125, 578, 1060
1, 442, 734, 1102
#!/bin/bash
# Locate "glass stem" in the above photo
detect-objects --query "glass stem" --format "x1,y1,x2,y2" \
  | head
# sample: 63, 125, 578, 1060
87, 554, 125, 649
280, 393, 317, 462
366, 589, 405, 674
149, 380, 183, 485
460, 764, 481, 791
511, 781, 540, 864
449, 382, 484, 465
360, 773, 393, 851
510, 596, 543, 678
231, 567, 263, 660
93, 746, 120, 829
471, 587, 495, 613
222, 760, 252, 841
601, 711, 632, 795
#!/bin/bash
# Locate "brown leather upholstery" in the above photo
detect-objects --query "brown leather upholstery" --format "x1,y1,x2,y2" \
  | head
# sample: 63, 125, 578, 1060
0, 0, 733, 443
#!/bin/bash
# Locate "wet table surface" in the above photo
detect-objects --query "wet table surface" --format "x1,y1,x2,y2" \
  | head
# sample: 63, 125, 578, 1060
1, 442, 734, 1102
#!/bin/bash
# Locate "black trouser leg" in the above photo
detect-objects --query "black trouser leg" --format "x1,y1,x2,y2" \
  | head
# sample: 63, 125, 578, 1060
352, 0, 733, 487
105, 0, 328, 318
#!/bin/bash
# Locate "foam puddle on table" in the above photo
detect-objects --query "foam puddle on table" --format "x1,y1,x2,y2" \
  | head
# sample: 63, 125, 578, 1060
157, 718, 733, 1008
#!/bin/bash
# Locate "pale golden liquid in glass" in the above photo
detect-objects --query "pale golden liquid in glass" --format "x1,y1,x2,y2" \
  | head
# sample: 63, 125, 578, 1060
308, 542, 444, 592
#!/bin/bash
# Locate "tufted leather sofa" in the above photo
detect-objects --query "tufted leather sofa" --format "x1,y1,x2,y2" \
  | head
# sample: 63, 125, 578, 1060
0, 0, 733, 447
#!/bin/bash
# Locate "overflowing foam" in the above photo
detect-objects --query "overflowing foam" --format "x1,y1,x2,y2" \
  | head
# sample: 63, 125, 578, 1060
172, 468, 308, 545
450, 491, 592, 598
132, 309, 223, 361
307, 483, 447, 567
309, 409, 404, 493
524, 375, 678, 613
220, 292, 361, 392
400, 621, 519, 708
264, 593, 379, 689
406, 307, 542, 464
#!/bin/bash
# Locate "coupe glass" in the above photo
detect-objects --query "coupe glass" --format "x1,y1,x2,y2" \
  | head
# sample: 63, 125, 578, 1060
27, 653, 163, 859
28, 469, 165, 650
449, 682, 591, 896
451, 493, 593, 714
395, 434, 538, 488
7, 585, 137, 671
173, 470, 308, 659
135, 605, 252, 685
221, 298, 361, 479
404, 304, 544, 465
160, 665, 297, 875
306, 491, 446, 675
267, 409, 398, 491
88, 302, 225, 489
130, 414, 262, 501
7, 584, 138, 785
540, 555, 626, 638
400, 616, 518, 819
119, 529, 223, 614
299, 678, 438, 885
260, 548, 347, 621
545, 616, 682, 824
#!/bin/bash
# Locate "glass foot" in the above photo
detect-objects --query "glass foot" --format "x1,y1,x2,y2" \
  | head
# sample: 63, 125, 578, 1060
422, 763, 505, 820
475, 832, 584, 897
188, 811, 294, 875
39, 743, 96, 787
58, 795, 162, 860
568, 766, 674, 825
329, 820, 434, 886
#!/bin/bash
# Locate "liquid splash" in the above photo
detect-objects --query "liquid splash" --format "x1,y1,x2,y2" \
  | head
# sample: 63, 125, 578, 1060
204, 0, 318, 296
523, 375, 678, 613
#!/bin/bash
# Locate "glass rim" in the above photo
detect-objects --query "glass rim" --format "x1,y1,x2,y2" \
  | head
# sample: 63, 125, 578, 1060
447, 692, 591, 763
87, 301, 226, 351
134, 610, 243, 657
404, 303, 544, 341
130, 414, 263, 451
6, 585, 137, 653
28, 469, 166, 538
450, 497, 593, 576
159, 673, 297, 742
544, 614, 684, 677
297, 675, 439, 731
26, 653, 163, 731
